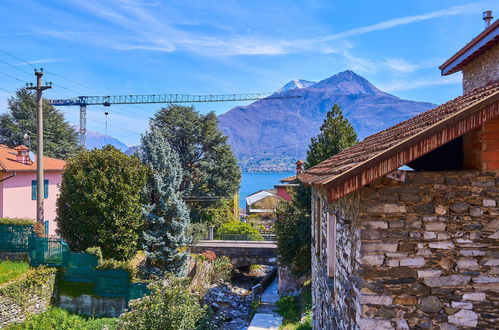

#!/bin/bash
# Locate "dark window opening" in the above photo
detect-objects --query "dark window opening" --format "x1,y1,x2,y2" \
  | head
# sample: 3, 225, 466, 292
407, 136, 464, 171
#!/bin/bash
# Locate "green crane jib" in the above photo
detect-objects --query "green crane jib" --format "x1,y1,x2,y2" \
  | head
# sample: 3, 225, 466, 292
48, 92, 299, 147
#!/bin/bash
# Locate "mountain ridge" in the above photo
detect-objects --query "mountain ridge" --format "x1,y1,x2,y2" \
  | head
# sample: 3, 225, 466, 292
218, 70, 436, 171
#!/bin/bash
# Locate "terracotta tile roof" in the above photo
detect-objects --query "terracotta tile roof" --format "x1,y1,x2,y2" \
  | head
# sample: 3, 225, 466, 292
440, 19, 499, 75
280, 175, 297, 183
0, 145, 65, 172
299, 82, 499, 198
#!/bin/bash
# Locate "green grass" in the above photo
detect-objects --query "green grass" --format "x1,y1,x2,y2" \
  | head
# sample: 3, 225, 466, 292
5, 307, 118, 330
0, 261, 29, 284
277, 281, 312, 330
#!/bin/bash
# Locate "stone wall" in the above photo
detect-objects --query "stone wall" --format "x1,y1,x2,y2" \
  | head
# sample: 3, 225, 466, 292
0, 251, 30, 262
0, 267, 56, 327
312, 170, 499, 329
312, 188, 362, 329
462, 43, 499, 94
58, 295, 126, 318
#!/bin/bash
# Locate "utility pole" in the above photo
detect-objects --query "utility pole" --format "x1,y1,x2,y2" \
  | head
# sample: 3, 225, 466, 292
27, 68, 52, 226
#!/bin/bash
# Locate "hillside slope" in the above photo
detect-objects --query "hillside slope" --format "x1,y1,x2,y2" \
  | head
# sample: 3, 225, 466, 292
218, 70, 435, 171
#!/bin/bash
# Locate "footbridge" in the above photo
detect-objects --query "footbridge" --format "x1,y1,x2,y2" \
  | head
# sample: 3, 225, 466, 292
191, 240, 277, 268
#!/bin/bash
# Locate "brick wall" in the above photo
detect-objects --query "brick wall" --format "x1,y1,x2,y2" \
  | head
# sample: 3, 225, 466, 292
462, 43, 499, 94
312, 170, 499, 329
463, 116, 499, 171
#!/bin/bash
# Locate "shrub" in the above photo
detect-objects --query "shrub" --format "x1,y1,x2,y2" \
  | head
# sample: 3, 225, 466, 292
96, 258, 137, 280
0, 217, 35, 226
56, 146, 148, 261
0, 261, 29, 284
218, 221, 263, 240
276, 295, 301, 323
5, 307, 118, 330
118, 273, 206, 330
211, 256, 232, 284
85, 247, 103, 263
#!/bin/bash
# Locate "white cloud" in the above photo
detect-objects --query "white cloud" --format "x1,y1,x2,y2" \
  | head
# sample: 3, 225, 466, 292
383, 58, 420, 73
380, 74, 462, 92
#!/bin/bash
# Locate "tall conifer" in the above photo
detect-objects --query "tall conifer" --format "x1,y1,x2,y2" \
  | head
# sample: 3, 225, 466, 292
141, 128, 189, 275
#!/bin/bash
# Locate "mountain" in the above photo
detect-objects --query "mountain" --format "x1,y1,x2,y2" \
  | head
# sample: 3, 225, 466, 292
275, 79, 316, 93
84, 130, 129, 152
218, 70, 436, 172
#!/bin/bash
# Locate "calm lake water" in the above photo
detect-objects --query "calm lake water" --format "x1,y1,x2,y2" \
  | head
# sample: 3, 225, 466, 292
239, 172, 294, 209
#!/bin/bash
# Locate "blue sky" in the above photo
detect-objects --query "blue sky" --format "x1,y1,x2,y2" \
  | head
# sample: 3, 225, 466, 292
0, 0, 497, 146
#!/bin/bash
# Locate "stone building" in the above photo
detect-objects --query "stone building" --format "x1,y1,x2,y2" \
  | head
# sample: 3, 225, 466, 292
299, 15, 499, 329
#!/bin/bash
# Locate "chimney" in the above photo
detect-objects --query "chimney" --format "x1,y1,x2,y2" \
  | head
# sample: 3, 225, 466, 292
483, 10, 493, 28
14, 145, 31, 165
295, 160, 304, 175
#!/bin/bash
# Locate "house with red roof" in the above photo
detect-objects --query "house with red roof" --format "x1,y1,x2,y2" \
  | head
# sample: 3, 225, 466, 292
299, 13, 498, 329
0, 144, 65, 236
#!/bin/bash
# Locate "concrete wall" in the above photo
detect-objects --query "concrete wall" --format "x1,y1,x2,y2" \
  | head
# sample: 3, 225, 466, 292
0, 171, 62, 236
462, 43, 499, 94
312, 170, 499, 329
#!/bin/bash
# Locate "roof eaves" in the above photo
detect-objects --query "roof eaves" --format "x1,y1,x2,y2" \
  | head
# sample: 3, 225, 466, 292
302, 89, 499, 190
440, 20, 499, 75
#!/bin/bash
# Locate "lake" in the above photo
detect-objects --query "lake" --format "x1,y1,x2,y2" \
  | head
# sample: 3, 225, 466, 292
239, 172, 294, 209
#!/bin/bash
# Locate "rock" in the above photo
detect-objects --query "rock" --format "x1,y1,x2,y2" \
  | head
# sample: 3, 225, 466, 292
449, 201, 470, 213
365, 221, 388, 229
418, 296, 444, 313
435, 205, 447, 215
483, 259, 499, 266
485, 220, 499, 230
439, 323, 458, 330
424, 232, 437, 239
400, 257, 425, 267
462, 292, 486, 301
460, 249, 485, 256
429, 241, 454, 249
425, 222, 446, 231
448, 310, 478, 327
362, 254, 385, 266
417, 270, 442, 278
423, 275, 471, 287
386, 259, 399, 267
483, 199, 496, 207
393, 295, 417, 305
470, 207, 484, 216
362, 242, 398, 253
456, 258, 479, 270
360, 294, 393, 305
396, 319, 409, 330
451, 301, 473, 309
473, 275, 499, 283
358, 318, 394, 330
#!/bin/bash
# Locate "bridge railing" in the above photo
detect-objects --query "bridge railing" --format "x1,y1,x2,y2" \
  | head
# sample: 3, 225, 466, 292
221, 233, 276, 242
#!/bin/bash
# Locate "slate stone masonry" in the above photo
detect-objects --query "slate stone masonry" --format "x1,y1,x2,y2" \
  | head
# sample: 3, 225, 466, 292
312, 170, 499, 329
462, 43, 499, 94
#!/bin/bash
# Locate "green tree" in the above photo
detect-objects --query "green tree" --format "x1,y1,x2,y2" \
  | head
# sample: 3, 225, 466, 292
275, 105, 357, 274
56, 146, 147, 260
0, 88, 79, 159
118, 274, 206, 330
141, 129, 189, 276
150, 105, 240, 199
305, 104, 358, 169
218, 221, 263, 240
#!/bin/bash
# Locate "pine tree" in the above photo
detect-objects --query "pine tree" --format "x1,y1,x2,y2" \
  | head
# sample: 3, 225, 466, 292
306, 104, 358, 169
141, 128, 189, 276
0, 88, 79, 159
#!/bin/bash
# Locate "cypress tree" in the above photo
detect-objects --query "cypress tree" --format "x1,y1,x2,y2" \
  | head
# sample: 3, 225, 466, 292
141, 128, 189, 275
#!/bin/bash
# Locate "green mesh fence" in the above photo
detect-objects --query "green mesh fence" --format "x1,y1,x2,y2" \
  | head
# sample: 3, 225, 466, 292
64, 252, 98, 282
95, 269, 130, 297
0, 225, 35, 251
30, 237, 69, 267
128, 282, 150, 300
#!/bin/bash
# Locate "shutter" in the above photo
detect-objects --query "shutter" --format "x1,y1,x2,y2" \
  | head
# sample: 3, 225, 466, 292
44, 180, 49, 198
32, 180, 37, 200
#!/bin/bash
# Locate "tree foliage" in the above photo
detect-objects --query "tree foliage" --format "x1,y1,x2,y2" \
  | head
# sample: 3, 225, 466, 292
198, 197, 238, 232
0, 88, 79, 159
150, 105, 240, 199
56, 146, 147, 260
275, 105, 357, 274
305, 104, 358, 169
141, 129, 189, 275
118, 274, 206, 330
218, 221, 262, 240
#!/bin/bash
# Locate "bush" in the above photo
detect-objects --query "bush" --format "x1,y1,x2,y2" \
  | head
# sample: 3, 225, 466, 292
56, 146, 148, 261
0, 217, 35, 226
118, 273, 206, 330
5, 307, 118, 330
96, 258, 137, 280
211, 256, 232, 284
276, 295, 301, 323
218, 221, 263, 240
85, 246, 103, 263
0, 261, 29, 284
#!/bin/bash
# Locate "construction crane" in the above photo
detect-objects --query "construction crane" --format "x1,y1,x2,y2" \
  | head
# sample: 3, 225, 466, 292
48, 92, 300, 147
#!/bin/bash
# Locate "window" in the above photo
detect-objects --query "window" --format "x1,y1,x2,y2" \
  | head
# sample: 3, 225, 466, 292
327, 212, 337, 278
31, 180, 49, 200
315, 197, 321, 256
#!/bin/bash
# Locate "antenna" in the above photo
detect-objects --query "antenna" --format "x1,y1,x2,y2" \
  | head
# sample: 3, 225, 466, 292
28, 151, 35, 164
